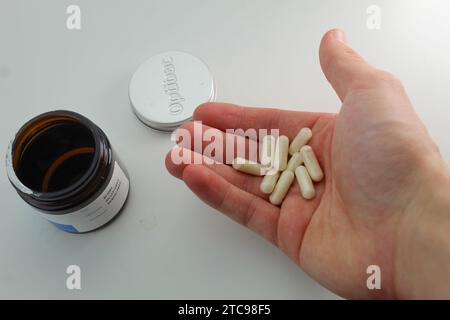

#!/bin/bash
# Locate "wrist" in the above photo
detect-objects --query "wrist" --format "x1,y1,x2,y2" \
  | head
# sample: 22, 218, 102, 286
395, 164, 450, 299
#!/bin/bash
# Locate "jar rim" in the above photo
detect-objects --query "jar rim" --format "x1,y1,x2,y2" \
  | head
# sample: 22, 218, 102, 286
6, 110, 106, 203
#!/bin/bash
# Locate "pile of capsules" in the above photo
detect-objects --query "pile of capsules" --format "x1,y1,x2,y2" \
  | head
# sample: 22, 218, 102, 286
232, 128, 323, 205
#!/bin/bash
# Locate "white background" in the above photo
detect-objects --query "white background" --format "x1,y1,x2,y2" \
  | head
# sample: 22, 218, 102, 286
0, 0, 449, 299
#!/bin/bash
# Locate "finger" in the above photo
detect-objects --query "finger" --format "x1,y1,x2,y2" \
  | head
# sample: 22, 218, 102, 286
175, 121, 260, 163
319, 29, 376, 101
165, 147, 270, 200
193, 102, 330, 140
182, 164, 280, 244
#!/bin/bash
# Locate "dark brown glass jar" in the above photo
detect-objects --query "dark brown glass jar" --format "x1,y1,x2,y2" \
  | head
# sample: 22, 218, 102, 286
6, 110, 130, 233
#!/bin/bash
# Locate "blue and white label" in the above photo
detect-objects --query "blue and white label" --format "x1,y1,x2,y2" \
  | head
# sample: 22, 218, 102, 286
38, 162, 130, 233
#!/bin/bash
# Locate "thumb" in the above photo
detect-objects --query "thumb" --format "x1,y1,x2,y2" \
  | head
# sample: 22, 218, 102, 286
319, 29, 375, 101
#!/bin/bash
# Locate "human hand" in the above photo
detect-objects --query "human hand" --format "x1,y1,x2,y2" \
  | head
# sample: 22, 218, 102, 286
165, 29, 450, 299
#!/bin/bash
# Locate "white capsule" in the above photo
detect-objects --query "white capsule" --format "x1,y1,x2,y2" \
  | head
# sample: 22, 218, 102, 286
232, 157, 265, 176
273, 135, 289, 172
295, 166, 315, 200
289, 128, 312, 156
300, 145, 323, 182
286, 151, 303, 172
260, 135, 275, 167
260, 170, 280, 194
269, 170, 294, 206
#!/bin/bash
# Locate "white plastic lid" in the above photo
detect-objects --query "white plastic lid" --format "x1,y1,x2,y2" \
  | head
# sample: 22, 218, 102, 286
129, 51, 216, 131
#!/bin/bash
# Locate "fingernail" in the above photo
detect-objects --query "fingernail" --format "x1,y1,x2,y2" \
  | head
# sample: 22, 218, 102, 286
331, 29, 347, 44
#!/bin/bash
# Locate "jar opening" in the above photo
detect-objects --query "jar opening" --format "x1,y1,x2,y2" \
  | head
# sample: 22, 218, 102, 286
12, 116, 96, 193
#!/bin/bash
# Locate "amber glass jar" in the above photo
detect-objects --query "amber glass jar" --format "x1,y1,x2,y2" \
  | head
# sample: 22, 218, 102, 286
6, 110, 130, 233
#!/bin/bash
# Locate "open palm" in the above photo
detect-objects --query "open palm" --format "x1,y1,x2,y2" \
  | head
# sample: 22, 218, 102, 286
165, 30, 446, 299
